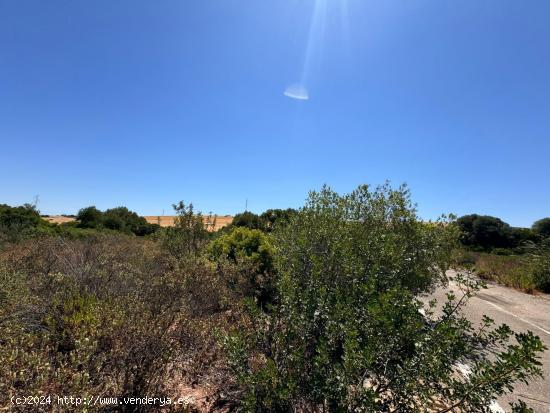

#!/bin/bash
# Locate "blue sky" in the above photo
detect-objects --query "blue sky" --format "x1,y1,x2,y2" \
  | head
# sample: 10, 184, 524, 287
1, 1, 548, 227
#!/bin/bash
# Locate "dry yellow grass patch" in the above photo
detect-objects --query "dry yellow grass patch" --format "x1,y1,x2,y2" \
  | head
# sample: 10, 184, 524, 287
44, 215, 233, 231
143, 215, 233, 231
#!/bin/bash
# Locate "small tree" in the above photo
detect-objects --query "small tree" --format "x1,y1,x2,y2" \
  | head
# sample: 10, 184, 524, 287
532, 218, 550, 239
231, 211, 266, 231
76, 206, 104, 229
457, 214, 516, 250
260, 208, 297, 232
161, 201, 209, 258
0, 204, 50, 244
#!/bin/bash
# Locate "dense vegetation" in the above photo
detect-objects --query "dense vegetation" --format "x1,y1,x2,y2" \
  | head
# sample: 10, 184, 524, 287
229, 208, 298, 233
0, 186, 546, 412
0, 203, 53, 244
76, 206, 159, 235
456, 214, 550, 292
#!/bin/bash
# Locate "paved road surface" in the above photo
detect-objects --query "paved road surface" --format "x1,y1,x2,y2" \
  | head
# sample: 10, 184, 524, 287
424, 270, 550, 412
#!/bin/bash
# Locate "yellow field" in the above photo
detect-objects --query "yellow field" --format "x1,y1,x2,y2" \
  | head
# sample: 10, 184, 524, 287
45, 215, 233, 231
44, 216, 76, 225
143, 215, 233, 231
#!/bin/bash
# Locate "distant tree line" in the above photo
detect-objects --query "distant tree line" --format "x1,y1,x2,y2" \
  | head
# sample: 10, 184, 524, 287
227, 208, 298, 232
76, 206, 159, 236
0, 203, 160, 243
457, 214, 549, 252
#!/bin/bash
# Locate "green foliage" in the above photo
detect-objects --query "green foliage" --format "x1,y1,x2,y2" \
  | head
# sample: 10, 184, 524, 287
1, 190, 546, 411
225, 184, 544, 412
76, 206, 103, 228
511, 399, 535, 412
75, 205, 158, 236
209, 226, 275, 306
260, 208, 297, 232
0, 235, 234, 410
456, 242, 550, 293
159, 201, 209, 258
532, 218, 550, 238
526, 240, 550, 293
457, 214, 518, 250
0, 203, 51, 244
103, 206, 158, 235
209, 227, 273, 273
229, 209, 298, 233
231, 211, 266, 231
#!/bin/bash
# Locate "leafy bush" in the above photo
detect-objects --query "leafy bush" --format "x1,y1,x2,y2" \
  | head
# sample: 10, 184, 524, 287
228, 209, 298, 233
526, 240, 550, 293
225, 184, 544, 412
76, 205, 158, 236
159, 201, 210, 258
209, 226, 275, 306
457, 214, 517, 250
0, 203, 51, 244
532, 218, 550, 239
76, 206, 104, 228
260, 208, 297, 232
231, 211, 266, 231
0, 234, 236, 411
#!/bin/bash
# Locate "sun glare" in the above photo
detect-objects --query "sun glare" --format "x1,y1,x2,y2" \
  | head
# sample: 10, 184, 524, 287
284, 0, 349, 101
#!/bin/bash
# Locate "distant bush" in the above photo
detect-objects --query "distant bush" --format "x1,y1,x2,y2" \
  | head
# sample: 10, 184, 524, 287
455, 243, 550, 293
458, 250, 535, 292
260, 208, 297, 232
75, 205, 158, 236
526, 240, 550, 293
159, 201, 210, 258
103, 206, 158, 235
231, 211, 266, 231
0, 203, 52, 244
76, 206, 104, 228
226, 209, 297, 233
532, 218, 550, 239
456, 214, 531, 251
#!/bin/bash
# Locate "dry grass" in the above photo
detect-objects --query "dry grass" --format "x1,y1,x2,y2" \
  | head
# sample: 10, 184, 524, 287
44, 215, 233, 231
143, 215, 233, 231
457, 250, 535, 293
43, 215, 75, 225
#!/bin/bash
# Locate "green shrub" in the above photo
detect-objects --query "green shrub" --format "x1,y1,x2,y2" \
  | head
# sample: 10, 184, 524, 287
260, 208, 297, 232
76, 205, 158, 236
527, 241, 550, 293
0, 203, 52, 244
159, 201, 210, 258
0, 235, 229, 410
209, 227, 273, 273
209, 226, 275, 307
231, 211, 266, 231
532, 218, 550, 239
225, 184, 544, 412
456, 214, 533, 251
473, 252, 534, 291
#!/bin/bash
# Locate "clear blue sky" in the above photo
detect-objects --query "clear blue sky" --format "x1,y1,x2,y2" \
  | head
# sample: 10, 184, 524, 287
1, 1, 548, 227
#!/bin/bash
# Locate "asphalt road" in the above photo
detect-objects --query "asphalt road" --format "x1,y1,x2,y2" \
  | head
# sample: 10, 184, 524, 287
424, 270, 550, 412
